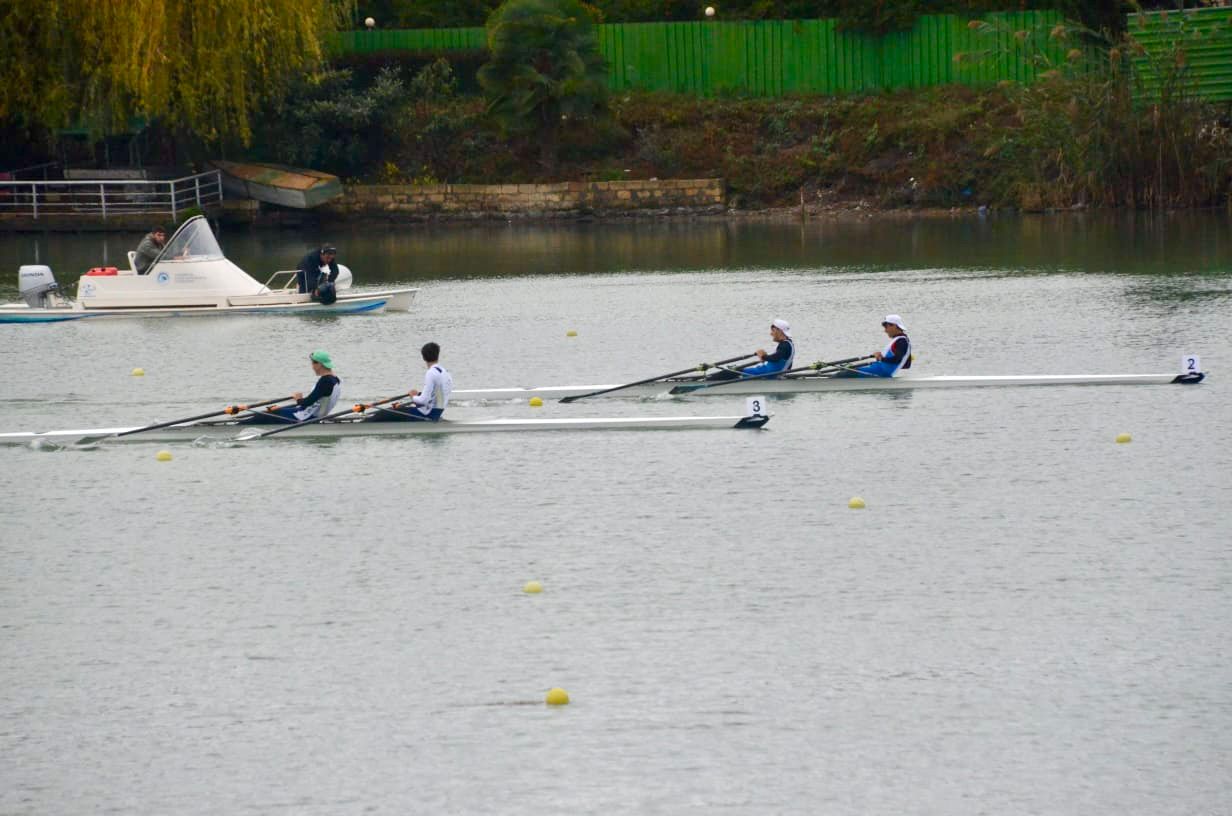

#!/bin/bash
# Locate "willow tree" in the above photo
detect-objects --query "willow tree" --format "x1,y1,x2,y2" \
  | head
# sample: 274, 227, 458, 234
477, 0, 609, 171
0, 0, 351, 145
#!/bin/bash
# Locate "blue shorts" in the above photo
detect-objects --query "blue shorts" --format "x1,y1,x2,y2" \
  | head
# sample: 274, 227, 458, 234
368, 406, 444, 422
240, 405, 305, 424
836, 361, 898, 378
740, 360, 789, 378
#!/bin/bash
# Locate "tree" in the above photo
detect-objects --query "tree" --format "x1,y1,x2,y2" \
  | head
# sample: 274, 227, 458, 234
477, 0, 609, 171
0, 0, 352, 145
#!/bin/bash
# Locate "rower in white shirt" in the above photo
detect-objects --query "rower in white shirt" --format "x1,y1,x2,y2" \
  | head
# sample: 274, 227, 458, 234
405, 342, 452, 420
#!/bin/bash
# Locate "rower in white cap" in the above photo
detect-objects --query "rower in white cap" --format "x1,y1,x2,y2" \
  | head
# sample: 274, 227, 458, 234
708, 318, 796, 380
844, 314, 912, 377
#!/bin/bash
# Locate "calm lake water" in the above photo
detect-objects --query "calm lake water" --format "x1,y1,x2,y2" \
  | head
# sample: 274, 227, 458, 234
1, 213, 1230, 815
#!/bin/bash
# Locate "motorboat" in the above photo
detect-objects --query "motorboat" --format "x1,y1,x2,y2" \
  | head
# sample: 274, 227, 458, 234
0, 216, 417, 323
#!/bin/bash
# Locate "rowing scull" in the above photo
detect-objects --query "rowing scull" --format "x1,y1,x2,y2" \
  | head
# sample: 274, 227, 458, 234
452, 371, 1205, 401
0, 413, 770, 445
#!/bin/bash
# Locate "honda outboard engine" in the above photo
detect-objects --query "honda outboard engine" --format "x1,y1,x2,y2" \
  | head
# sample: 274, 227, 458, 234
19, 265, 64, 308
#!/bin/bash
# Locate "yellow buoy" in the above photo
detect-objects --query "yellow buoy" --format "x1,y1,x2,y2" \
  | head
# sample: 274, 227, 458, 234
523, 580, 543, 594
155, 450, 173, 462
545, 687, 570, 706
1115, 433, 1132, 444
566, 330, 578, 337
529, 397, 544, 407
848, 496, 866, 509
131, 367, 145, 377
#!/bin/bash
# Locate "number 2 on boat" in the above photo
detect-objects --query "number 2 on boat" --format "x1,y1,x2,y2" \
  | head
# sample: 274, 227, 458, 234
1181, 354, 1200, 374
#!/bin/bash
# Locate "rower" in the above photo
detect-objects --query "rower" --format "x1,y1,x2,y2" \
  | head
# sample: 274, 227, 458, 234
243, 351, 341, 423
843, 315, 912, 377
708, 319, 795, 381
372, 342, 453, 422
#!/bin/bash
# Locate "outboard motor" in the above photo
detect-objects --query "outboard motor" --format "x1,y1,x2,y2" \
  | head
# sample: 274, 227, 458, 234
18, 265, 64, 308
334, 263, 353, 290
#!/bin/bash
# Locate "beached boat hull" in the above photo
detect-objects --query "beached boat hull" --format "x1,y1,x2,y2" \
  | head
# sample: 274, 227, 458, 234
0, 289, 416, 323
453, 372, 1205, 401
0, 414, 770, 444
214, 161, 343, 209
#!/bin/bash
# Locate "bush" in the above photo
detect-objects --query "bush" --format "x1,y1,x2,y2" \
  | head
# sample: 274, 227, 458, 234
251, 66, 406, 177
477, 0, 611, 170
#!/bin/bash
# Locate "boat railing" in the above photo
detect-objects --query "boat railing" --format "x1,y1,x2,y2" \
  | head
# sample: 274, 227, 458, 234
263, 270, 300, 291
0, 170, 223, 220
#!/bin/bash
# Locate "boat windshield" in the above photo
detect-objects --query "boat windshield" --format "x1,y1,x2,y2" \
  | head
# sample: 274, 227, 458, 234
159, 217, 225, 262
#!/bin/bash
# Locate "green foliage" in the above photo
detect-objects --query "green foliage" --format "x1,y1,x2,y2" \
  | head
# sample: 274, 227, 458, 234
0, 0, 352, 144
963, 12, 1232, 208
477, 0, 610, 169
253, 67, 406, 177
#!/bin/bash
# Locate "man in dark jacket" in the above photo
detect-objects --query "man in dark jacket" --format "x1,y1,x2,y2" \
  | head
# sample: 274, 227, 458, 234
133, 226, 167, 275
296, 245, 340, 300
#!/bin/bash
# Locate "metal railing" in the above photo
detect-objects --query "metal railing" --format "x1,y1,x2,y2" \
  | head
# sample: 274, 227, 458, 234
0, 170, 223, 220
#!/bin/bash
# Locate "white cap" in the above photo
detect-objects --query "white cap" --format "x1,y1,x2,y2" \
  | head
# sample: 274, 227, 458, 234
882, 314, 906, 331
771, 318, 792, 338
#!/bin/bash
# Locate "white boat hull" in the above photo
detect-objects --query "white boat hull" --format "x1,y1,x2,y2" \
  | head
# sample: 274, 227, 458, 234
3, 215, 416, 323
0, 289, 417, 323
453, 372, 1205, 401
0, 414, 770, 445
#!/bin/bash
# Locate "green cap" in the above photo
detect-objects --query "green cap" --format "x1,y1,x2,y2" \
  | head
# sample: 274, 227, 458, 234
309, 350, 333, 369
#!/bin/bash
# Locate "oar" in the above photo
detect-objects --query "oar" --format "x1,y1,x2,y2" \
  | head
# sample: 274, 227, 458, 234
669, 356, 875, 393
74, 394, 295, 445
233, 393, 406, 441
781, 355, 877, 378
558, 352, 757, 403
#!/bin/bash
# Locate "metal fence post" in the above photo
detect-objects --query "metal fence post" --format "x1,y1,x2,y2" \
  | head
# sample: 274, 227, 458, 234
100, 183, 107, 219
31, 183, 38, 219
169, 179, 177, 221
195, 174, 202, 208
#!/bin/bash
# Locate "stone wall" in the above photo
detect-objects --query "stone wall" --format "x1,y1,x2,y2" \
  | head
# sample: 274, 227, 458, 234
320, 179, 726, 220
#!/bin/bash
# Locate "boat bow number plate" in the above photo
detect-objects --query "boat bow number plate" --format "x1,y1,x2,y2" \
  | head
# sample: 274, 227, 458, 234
746, 395, 768, 417
1182, 354, 1200, 375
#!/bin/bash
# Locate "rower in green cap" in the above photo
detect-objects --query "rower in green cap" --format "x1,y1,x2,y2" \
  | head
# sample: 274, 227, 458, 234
242, 350, 342, 424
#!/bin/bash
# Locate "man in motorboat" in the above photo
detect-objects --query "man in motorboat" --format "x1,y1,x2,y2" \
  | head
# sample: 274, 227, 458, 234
296, 244, 341, 304
368, 342, 453, 422
133, 226, 167, 275
707, 319, 796, 381
242, 350, 341, 424
838, 315, 912, 378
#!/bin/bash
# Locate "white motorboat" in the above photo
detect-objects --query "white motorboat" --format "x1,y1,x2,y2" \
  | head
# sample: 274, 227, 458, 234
0, 413, 770, 445
453, 369, 1206, 401
0, 216, 417, 323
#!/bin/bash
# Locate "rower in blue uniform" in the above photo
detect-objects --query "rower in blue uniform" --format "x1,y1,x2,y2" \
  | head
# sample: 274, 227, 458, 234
844, 315, 912, 377
709, 319, 796, 380
244, 350, 342, 423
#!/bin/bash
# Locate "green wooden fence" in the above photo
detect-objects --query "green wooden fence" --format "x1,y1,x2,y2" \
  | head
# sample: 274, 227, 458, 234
1128, 7, 1232, 102
335, 11, 1068, 95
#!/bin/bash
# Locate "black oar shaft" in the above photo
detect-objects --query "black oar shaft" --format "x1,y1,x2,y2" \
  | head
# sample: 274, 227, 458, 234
559, 352, 757, 403
114, 394, 294, 438
246, 394, 405, 439
673, 355, 874, 393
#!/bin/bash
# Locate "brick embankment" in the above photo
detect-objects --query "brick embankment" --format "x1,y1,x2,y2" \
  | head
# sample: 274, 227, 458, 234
319, 179, 726, 221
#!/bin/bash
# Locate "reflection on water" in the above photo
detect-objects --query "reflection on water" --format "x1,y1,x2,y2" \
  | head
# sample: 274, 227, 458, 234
1, 212, 1229, 298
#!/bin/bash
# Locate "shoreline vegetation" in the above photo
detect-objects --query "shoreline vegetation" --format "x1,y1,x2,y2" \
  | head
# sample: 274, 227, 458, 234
2, 1, 1229, 227
265, 76, 1231, 219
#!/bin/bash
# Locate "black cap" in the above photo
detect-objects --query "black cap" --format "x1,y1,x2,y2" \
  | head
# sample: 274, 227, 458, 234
322, 245, 337, 254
